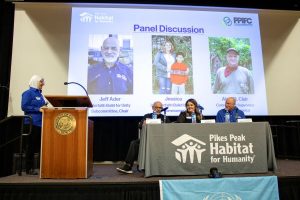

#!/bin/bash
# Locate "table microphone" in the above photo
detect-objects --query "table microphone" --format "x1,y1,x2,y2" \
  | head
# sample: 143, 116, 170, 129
161, 107, 169, 112
198, 105, 204, 110
160, 107, 168, 123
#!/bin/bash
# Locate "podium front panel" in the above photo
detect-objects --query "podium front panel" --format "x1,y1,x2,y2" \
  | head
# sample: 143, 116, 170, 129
40, 108, 93, 178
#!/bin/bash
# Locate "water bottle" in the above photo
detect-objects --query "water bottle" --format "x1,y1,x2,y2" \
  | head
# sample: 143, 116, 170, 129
191, 112, 196, 123
152, 111, 157, 119
225, 110, 230, 123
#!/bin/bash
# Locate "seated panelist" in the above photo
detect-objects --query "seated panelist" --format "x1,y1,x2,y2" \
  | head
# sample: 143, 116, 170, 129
116, 101, 171, 174
177, 98, 203, 123
216, 97, 245, 123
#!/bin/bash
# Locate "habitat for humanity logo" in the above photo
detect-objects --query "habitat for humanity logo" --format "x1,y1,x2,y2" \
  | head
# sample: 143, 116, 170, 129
203, 192, 241, 200
80, 12, 114, 23
223, 16, 253, 26
171, 134, 206, 163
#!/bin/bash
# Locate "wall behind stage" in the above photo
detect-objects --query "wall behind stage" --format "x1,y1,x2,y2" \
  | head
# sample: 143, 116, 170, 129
8, 4, 70, 115
8, 3, 300, 116
260, 10, 300, 115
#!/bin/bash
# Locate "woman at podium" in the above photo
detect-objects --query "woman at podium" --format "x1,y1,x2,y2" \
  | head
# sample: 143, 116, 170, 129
21, 75, 48, 175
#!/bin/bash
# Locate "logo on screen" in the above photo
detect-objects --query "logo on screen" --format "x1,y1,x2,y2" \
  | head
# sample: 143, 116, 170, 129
223, 17, 233, 26
223, 16, 253, 26
233, 17, 253, 25
80, 12, 93, 23
171, 134, 206, 164
94, 13, 114, 23
79, 12, 114, 23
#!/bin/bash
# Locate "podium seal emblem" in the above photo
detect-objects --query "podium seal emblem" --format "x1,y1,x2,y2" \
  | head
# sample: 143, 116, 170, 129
54, 113, 76, 135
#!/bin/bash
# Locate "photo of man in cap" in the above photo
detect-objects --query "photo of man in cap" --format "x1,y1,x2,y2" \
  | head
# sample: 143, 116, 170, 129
212, 48, 254, 94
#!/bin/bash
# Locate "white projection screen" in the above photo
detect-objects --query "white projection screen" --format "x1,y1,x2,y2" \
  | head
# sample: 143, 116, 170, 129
8, 3, 300, 117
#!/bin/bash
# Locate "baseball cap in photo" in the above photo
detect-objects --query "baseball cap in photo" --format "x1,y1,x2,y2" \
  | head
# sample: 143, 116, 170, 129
226, 48, 239, 55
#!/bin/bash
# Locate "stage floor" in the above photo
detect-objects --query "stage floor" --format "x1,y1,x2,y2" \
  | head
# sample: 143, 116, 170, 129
0, 159, 299, 184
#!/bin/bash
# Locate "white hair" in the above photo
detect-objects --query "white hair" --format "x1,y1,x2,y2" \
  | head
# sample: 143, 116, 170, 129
29, 75, 43, 89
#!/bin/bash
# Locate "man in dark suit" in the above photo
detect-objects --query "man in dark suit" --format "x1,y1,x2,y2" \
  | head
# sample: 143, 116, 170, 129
116, 101, 170, 174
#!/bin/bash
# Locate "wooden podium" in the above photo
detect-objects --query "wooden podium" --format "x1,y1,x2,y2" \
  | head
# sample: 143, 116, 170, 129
40, 95, 93, 179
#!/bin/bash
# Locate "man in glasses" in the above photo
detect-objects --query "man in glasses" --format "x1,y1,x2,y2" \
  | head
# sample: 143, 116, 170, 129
116, 101, 170, 174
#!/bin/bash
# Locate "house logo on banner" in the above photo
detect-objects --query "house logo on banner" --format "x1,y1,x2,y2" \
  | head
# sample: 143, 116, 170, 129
203, 192, 241, 200
172, 133, 256, 165
171, 134, 206, 163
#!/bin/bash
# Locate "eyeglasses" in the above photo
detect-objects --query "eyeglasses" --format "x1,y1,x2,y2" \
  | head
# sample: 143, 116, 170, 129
102, 47, 118, 51
154, 106, 163, 109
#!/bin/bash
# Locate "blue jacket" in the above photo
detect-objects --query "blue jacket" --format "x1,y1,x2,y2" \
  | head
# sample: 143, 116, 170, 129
153, 51, 176, 78
87, 61, 133, 94
21, 87, 46, 127
216, 107, 245, 123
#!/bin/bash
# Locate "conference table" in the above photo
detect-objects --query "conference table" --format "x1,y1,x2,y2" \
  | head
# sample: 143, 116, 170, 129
138, 122, 277, 177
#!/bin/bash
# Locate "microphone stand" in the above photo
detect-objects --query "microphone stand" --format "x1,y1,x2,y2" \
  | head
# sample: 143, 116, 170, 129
197, 105, 204, 120
160, 107, 168, 123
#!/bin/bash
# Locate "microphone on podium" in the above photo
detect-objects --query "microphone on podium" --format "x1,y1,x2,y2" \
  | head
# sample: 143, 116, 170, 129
64, 82, 89, 96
